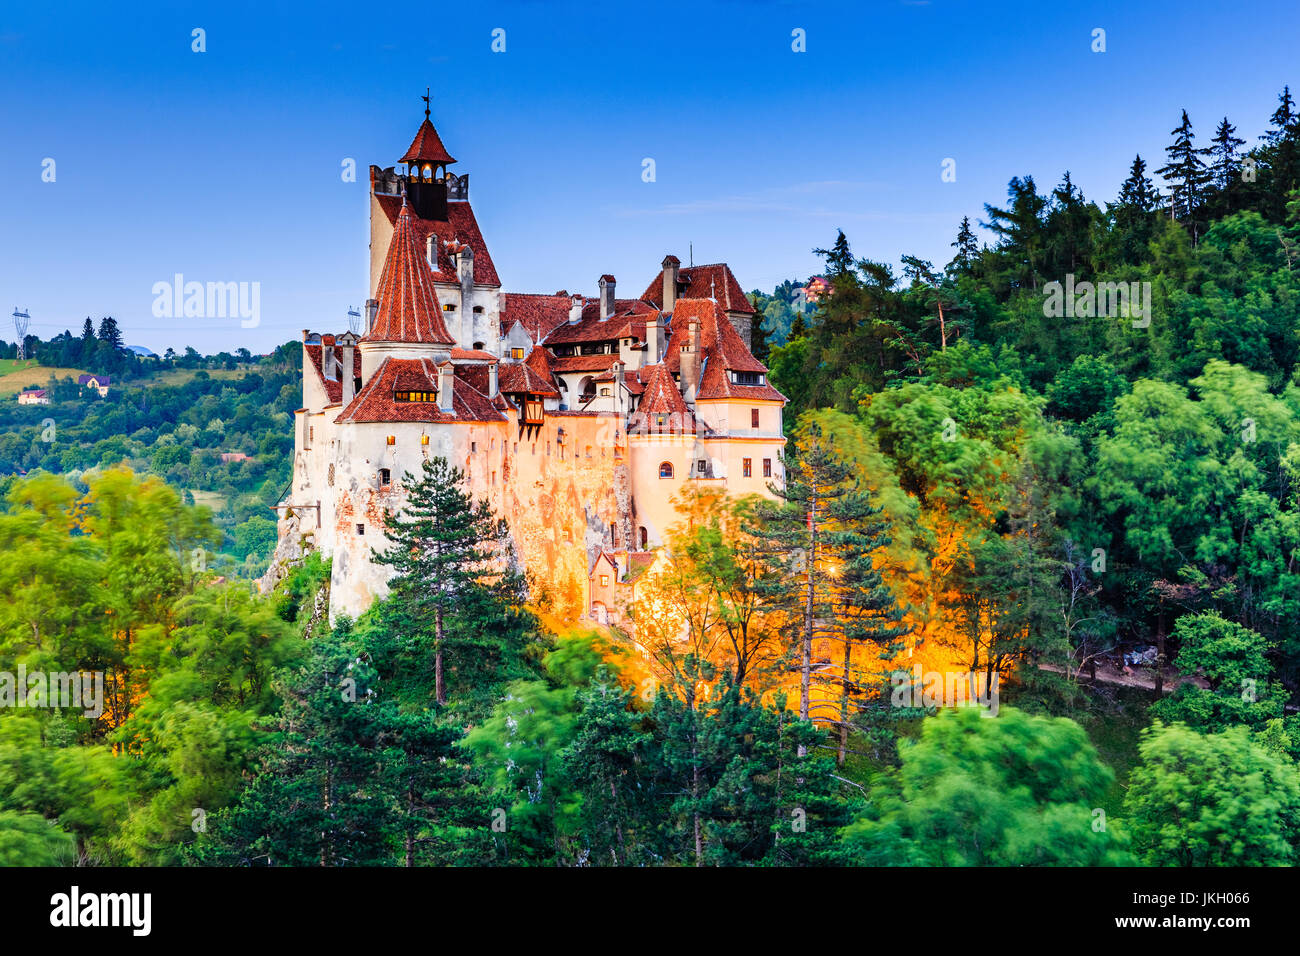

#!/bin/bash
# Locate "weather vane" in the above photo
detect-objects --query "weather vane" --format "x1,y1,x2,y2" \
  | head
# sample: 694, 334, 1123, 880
422, 86, 431, 119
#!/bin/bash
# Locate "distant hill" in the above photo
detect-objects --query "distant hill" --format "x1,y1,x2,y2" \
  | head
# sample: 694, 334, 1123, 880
126, 345, 158, 357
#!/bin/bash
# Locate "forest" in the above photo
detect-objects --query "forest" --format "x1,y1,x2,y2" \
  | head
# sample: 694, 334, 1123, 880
1, 88, 1299, 867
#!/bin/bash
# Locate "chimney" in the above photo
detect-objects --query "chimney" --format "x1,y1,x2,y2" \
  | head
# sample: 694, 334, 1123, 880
488, 361, 499, 398
569, 294, 584, 325
459, 245, 475, 348
438, 363, 456, 413
427, 235, 438, 269
679, 317, 699, 404
599, 275, 616, 321
321, 334, 336, 381
340, 336, 356, 406
365, 299, 378, 333
301, 329, 311, 409
661, 255, 680, 312
646, 312, 663, 365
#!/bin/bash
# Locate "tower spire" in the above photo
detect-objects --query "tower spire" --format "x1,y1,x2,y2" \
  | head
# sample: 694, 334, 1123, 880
422, 86, 431, 119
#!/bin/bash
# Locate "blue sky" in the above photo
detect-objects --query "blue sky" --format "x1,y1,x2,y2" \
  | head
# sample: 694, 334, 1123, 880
1, 0, 1296, 355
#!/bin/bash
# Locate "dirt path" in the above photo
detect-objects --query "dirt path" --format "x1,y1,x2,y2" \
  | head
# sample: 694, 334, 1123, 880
1039, 660, 1210, 694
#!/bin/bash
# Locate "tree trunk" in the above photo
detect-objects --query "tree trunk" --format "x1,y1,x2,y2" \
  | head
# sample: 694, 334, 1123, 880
405, 786, 415, 867
801, 492, 816, 751
435, 604, 446, 706
837, 639, 851, 766
1154, 597, 1166, 700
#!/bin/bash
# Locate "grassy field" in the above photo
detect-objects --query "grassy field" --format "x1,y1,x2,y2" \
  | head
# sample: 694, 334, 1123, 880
0, 364, 89, 397
145, 367, 246, 388
188, 490, 228, 512
0, 358, 42, 376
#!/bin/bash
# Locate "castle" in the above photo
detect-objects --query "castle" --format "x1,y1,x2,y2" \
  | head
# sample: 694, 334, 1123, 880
268, 100, 787, 622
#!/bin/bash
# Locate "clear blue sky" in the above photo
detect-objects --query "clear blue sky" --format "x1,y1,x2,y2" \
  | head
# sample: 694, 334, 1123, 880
1, 0, 1295, 355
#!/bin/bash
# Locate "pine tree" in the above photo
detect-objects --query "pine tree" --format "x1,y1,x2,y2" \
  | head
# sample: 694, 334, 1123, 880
1209, 116, 1245, 190
812, 229, 854, 277
1156, 110, 1211, 243
96, 316, 123, 350
747, 420, 908, 764
949, 215, 979, 271
373, 456, 513, 706
1118, 155, 1160, 211
982, 175, 1049, 292
1262, 85, 1297, 147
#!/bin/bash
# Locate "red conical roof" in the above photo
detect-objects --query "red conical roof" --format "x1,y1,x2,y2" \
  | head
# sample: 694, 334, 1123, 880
367, 200, 457, 346
400, 118, 456, 166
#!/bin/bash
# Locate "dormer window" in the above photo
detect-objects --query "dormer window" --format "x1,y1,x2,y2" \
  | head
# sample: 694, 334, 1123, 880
732, 371, 764, 386
394, 391, 436, 402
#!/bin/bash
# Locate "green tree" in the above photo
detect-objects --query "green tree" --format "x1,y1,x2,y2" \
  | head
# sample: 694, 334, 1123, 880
1125, 721, 1300, 866
842, 706, 1132, 866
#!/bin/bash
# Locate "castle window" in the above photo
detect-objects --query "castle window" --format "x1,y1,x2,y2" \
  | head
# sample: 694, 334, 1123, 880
473, 341, 485, 351
751, 408, 760, 428
600, 575, 609, 587
421, 164, 433, 181
743, 458, 752, 478
443, 304, 456, 312
600, 387, 611, 397
356, 523, 365, 535
659, 462, 674, 479
473, 306, 485, 314
511, 347, 525, 360
639, 526, 648, 549
472, 442, 477, 454
422, 435, 430, 446
698, 459, 707, 474
379, 468, 391, 486
395, 391, 436, 402
734, 371, 763, 386
763, 458, 772, 477
387, 435, 396, 446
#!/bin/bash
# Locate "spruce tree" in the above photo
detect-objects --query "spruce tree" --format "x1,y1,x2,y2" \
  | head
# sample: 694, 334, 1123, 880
373, 456, 514, 706
747, 420, 908, 764
949, 215, 979, 271
1209, 116, 1245, 190
96, 315, 123, 350
1156, 110, 1211, 243
812, 229, 854, 277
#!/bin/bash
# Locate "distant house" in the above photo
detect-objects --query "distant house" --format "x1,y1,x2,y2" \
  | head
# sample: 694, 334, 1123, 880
804, 276, 831, 304
220, 452, 251, 463
77, 374, 111, 397
16, 389, 49, 405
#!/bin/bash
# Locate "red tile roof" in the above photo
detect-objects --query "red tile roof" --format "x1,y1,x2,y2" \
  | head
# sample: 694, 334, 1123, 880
544, 300, 656, 345
375, 194, 501, 287
304, 342, 344, 404
367, 201, 458, 346
449, 348, 497, 362
498, 361, 560, 397
500, 293, 575, 343
335, 357, 505, 424
641, 262, 755, 314
660, 298, 783, 401
552, 353, 623, 373
630, 364, 696, 434
400, 118, 456, 166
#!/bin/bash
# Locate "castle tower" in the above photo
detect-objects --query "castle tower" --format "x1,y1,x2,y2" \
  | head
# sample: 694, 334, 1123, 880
361, 199, 457, 382
401, 89, 457, 222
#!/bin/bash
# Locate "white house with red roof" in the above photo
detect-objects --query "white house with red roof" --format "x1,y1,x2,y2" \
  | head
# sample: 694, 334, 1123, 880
268, 99, 786, 622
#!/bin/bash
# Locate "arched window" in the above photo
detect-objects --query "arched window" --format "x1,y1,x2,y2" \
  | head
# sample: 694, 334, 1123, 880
659, 462, 674, 479
422, 164, 433, 181
639, 526, 648, 549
